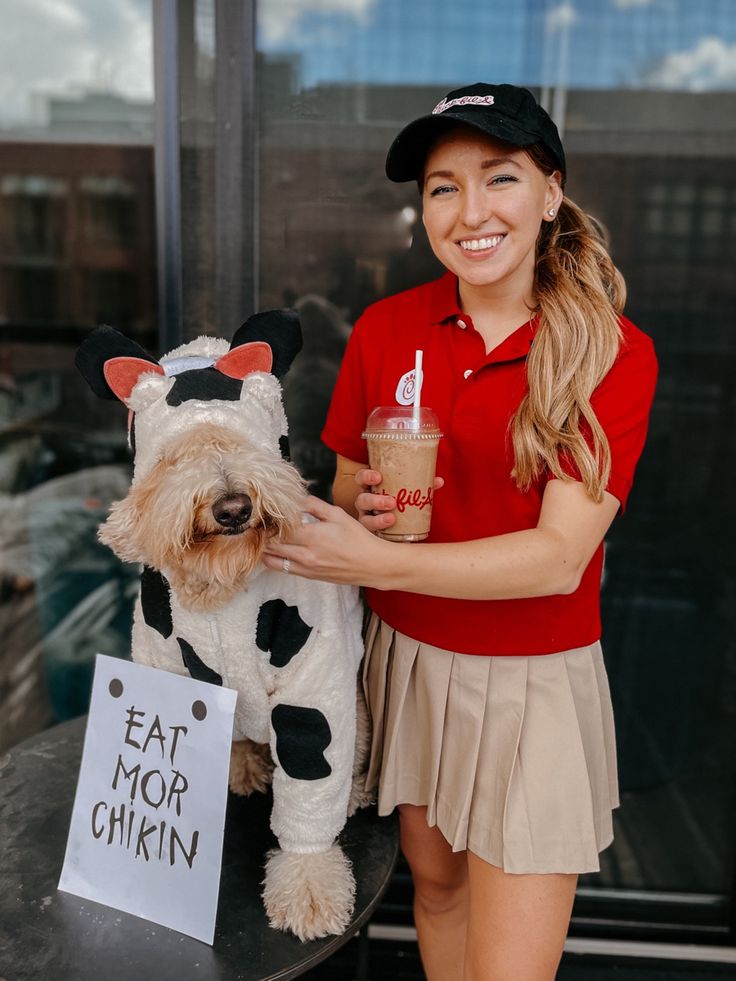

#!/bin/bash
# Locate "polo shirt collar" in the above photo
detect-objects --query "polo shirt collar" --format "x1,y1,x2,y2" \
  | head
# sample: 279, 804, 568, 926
429, 271, 463, 325
428, 271, 539, 365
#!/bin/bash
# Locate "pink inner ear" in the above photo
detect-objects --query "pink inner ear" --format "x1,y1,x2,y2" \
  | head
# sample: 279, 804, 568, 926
104, 357, 165, 401
215, 342, 273, 379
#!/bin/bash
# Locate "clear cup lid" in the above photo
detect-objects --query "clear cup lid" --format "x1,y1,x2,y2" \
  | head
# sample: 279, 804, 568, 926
362, 405, 442, 438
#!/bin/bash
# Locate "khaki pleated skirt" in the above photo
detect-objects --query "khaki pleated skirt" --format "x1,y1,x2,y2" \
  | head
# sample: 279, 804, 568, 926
363, 615, 620, 874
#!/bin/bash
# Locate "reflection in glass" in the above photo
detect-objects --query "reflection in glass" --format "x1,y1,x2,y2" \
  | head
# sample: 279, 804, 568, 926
254, 0, 736, 927
0, 1, 154, 751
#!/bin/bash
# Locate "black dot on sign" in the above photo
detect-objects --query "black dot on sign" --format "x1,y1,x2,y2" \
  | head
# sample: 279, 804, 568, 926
109, 678, 124, 698
192, 700, 207, 721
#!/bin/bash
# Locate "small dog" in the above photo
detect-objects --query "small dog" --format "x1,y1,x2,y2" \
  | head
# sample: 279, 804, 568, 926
76, 311, 371, 941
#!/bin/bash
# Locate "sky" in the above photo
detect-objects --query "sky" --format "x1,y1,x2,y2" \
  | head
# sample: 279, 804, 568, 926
0, 0, 152, 125
0, 0, 735, 127
259, 0, 736, 91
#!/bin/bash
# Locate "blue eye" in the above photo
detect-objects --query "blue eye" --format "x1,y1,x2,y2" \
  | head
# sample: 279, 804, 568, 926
490, 175, 517, 185
429, 184, 455, 196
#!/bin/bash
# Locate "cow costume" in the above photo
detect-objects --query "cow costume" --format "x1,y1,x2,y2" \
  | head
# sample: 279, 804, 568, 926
75, 311, 368, 941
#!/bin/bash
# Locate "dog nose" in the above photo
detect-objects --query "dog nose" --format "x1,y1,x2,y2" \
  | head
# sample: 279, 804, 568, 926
212, 494, 252, 527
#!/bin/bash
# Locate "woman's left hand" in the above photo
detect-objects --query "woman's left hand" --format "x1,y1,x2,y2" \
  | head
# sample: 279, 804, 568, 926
262, 495, 389, 587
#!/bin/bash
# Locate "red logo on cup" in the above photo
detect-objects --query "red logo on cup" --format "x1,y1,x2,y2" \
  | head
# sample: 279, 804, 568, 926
395, 366, 424, 406
400, 372, 415, 403
395, 487, 433, 513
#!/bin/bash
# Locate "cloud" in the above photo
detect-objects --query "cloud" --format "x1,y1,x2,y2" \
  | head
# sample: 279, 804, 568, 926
0, 0, 378, 126
0, 0, 152, 126
37, 0, 87, 30
258, 0, 377, 46
641, 36, 736, 91
545, 2, 577, 31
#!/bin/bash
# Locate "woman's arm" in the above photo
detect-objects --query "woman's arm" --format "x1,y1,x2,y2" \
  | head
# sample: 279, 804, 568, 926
263, 476, 619, 600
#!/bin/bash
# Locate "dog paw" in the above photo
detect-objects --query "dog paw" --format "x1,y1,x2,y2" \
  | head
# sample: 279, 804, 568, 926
229, 739, 273, 796
347, 773, 375, 817
262, 845, 355, 941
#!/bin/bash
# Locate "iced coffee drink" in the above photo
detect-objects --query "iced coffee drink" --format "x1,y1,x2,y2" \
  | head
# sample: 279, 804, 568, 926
362, 406, 442, 542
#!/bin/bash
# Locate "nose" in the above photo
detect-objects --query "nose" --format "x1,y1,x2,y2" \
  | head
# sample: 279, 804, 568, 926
460, 186, 491, 229
212, 493, 252, 527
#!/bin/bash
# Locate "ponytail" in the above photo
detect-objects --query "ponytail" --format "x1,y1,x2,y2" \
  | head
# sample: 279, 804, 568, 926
511, 160, 625, 502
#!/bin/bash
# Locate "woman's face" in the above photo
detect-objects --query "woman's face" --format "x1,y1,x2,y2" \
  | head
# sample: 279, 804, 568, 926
421, 127, 562, 297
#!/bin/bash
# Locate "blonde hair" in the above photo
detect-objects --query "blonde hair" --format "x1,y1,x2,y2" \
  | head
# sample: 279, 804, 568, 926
510, 145, 625, 502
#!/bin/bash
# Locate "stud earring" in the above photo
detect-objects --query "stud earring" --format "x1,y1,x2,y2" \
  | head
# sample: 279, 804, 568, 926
547, 208, 556, 217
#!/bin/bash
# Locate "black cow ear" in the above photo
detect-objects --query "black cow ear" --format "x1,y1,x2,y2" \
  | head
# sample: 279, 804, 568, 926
230, 309, 302, 380
76, 325, 160, 400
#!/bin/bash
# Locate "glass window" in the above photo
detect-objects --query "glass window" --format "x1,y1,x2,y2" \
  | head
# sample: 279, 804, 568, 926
79, 176, 138, 249
251, 0, 736, 932
0, 2, 155, 750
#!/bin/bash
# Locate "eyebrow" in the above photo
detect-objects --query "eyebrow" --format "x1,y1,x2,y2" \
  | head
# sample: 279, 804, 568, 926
481, 156, 522, 170
424, 157, 522, 183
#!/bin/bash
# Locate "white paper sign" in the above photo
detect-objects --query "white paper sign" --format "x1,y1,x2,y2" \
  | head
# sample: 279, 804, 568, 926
59, 654, 237, 945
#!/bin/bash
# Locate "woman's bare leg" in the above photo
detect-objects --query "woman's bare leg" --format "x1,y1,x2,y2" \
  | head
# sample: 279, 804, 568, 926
465, 851, 577, 981
398, 804, 468, 981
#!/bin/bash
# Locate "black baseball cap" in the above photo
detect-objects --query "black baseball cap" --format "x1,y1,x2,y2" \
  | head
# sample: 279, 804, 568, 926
385, 82, 566, 183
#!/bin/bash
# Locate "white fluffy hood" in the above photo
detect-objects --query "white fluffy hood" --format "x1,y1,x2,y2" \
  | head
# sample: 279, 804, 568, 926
129, 336, 289, 482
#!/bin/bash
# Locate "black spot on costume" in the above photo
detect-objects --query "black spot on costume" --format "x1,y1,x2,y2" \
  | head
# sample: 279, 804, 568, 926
178, 637, 223, 686
256, 599, 313, 668
166, 367, 243, 406
271, 704, 332, 780
140, 566, 173, 638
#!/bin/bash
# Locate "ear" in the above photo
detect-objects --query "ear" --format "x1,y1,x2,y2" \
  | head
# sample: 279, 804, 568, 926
214, 341, 273, 379
103, 357, 166, 402
229, 309, 302, 379
544, 173, 564, 219
76, 325, 160, 400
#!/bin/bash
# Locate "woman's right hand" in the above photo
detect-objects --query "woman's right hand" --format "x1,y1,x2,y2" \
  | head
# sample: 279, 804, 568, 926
354, 468, 397, 534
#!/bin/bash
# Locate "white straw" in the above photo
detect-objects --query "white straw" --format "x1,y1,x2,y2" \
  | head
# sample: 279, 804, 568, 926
412, 349, 423, 426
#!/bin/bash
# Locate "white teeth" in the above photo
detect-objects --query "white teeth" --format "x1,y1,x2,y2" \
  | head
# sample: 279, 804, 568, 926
460, 236, 503, 251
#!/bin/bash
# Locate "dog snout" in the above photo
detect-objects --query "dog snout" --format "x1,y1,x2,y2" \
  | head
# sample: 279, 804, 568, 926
212, 493, 253, 528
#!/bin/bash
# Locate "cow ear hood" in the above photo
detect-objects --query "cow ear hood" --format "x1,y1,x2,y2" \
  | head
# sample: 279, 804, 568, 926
76, 325, 160, 400
230, 309, 302, 380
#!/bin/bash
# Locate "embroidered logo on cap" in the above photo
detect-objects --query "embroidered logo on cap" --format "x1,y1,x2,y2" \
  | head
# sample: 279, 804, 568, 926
433, 95, 495, 114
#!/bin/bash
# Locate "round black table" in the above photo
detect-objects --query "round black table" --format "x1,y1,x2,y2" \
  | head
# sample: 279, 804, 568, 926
0, 717, 399, 981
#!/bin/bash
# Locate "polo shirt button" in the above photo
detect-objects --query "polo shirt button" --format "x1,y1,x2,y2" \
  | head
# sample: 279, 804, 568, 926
457, 319, 467, 329
463, 369, 473, 379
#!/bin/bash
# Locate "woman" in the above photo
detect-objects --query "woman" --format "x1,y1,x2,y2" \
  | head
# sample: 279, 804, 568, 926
263, 83, 658, 980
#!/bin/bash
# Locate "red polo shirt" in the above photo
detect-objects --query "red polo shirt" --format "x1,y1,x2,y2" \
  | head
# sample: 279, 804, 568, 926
321, 272, 658, 656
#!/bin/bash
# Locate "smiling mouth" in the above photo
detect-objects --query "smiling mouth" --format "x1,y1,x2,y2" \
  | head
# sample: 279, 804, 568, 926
459, 235, 505, 252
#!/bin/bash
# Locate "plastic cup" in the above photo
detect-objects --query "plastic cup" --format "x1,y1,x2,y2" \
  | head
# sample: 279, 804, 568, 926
362, 406, 442, 542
